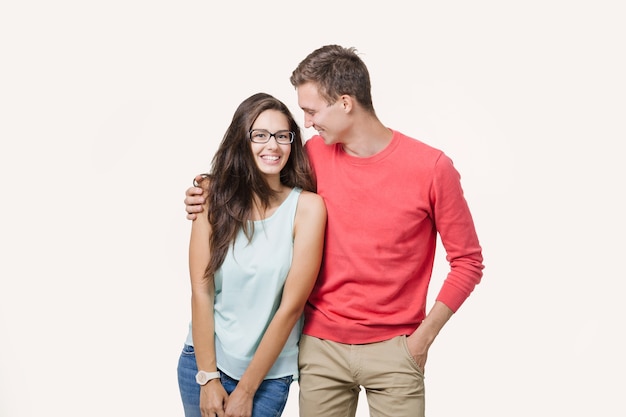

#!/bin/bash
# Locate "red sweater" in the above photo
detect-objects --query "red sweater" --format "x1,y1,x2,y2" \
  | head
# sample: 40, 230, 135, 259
303, 130, 484, 344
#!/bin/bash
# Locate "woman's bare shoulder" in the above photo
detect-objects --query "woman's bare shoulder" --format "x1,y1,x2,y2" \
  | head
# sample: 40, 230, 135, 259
296, 190, 326, 215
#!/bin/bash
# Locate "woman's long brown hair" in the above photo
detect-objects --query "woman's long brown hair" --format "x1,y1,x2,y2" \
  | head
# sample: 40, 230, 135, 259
200, 92, 315, 279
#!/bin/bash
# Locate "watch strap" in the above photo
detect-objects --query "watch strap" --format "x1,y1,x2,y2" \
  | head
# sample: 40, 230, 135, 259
196, 370, 221, 385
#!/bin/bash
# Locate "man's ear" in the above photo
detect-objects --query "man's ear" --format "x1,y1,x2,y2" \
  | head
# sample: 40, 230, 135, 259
339, 95, 353, 112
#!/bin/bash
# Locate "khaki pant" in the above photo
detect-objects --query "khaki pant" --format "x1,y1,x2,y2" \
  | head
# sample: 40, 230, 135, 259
298, 335, 425, 417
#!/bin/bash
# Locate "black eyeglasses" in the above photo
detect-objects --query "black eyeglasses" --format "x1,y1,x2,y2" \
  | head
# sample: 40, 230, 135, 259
249, 129, 295, 144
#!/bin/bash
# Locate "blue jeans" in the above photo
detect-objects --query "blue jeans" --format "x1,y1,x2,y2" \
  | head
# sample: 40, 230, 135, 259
177, 344, 293, 417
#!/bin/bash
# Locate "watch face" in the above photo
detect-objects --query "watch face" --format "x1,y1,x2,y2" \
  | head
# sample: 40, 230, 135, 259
196, 372, 208, 385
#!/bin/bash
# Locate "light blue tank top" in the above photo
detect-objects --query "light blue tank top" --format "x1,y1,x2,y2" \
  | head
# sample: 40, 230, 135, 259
185, 187, 303, 380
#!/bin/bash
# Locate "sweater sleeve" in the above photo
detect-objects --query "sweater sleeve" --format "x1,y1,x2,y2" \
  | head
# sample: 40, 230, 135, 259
432, 153, 484, 312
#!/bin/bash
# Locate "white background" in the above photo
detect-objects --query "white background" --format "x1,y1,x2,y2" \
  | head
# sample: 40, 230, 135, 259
1, 1, 624, 416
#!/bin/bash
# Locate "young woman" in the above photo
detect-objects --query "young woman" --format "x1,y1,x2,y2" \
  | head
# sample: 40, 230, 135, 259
177, 93, 326, 417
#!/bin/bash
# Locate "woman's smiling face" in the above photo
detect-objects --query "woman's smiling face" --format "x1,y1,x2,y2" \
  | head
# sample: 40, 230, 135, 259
249, 109, 293, 180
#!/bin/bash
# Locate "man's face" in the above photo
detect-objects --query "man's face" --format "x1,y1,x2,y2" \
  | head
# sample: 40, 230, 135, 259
296, 82, 348, 145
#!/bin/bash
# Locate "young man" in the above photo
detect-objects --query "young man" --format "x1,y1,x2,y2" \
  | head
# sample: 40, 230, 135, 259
185, 45, 484, 417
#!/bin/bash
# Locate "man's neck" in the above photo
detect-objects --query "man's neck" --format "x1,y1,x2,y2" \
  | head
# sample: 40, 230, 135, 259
341, 119, 392, 157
